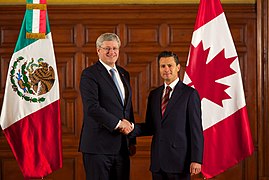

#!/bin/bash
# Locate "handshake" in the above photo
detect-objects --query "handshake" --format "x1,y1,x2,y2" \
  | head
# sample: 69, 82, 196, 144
118, 119, 134, 135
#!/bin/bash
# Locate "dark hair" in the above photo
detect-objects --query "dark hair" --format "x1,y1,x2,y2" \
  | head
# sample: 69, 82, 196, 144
157, 51, 179, 65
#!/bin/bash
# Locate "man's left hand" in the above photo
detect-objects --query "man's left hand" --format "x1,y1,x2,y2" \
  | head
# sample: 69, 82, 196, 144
190, 162, 201, 175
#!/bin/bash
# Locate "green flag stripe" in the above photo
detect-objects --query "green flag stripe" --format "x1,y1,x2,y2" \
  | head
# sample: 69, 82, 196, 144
26, 9, 33, 33
26, 0, 34, 4
14, 12, 51, 53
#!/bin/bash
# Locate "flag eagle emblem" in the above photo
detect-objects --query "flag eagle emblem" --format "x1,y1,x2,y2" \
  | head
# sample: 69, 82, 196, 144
10, 56, 55, 103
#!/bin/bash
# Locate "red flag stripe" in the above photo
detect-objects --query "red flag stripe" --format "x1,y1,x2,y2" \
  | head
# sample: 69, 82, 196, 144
194, 0, 223, 30
39, 0, 47, 3
202, 106, 254, 178
3, 100, 62, 179
39, 9, 46, 33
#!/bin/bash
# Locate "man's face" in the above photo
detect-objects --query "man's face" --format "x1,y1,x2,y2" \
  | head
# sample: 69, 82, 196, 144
159, 57, 180, 84
97, 40, 119, 67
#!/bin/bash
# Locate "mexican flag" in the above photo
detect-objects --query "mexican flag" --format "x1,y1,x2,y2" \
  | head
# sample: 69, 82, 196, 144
183, 0, 254, 178
0, 1, 62, 179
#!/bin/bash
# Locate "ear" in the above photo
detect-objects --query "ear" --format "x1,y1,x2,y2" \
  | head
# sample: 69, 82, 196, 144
97, 48, 101, 55
177, 64, 181, 72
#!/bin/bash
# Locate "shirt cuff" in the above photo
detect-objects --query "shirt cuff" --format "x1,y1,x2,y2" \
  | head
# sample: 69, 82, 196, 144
115, 120, 121, 130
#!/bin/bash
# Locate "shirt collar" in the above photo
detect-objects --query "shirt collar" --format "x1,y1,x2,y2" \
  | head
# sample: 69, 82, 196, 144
99, 59, 118, 73
164, 78, 179, 91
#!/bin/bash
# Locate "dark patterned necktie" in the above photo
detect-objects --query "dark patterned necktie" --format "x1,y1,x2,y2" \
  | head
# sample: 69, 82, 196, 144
161, 86, 172, 117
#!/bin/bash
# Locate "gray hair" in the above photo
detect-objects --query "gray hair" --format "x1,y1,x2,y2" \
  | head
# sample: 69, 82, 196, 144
96, 33, 121, 48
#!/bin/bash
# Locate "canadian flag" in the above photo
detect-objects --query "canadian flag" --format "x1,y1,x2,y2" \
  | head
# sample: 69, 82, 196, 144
0, 1, 62, 179
183, 0, 254, 178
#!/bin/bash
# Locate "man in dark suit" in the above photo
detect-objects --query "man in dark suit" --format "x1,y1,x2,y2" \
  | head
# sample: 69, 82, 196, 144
131, 51, 204, 180
79, 33, 136, 180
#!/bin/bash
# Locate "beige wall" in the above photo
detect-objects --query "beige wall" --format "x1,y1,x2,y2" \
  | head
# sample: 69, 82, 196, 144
0, 0, 256, 5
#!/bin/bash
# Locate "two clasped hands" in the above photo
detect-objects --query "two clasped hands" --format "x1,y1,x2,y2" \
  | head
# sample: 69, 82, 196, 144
117, 119, 202, 176
118, 119, 136, 156
118, 119, 134, 135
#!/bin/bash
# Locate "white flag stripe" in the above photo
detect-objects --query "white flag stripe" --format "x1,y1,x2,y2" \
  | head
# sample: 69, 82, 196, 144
33, 0, 40, 4
0, 33, 59, 129
201, 61, 246, 130
191, 13, 237, 64
32, 9, 40, 33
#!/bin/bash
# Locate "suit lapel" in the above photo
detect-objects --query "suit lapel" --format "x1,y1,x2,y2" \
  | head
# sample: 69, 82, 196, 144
157, 86, 164, 120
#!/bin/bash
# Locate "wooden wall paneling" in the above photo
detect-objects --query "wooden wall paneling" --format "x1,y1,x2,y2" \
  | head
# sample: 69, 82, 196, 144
0, 4, 261, 180
2, 158, 24, 180
266, 0, 269, 178
228, 7, 258, 180
263, 0, 269, 179
242, 14, 259, 180
0, 9, 24, 180
257, 0, 269, 179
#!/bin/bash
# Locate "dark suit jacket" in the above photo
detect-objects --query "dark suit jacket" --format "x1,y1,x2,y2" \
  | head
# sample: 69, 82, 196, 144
133, 81, 203, 173
79, 61, 135, 154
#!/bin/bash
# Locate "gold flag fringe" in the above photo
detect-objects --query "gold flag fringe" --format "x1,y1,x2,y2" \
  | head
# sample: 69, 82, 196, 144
26, 4, 47, 10
26, 32, 46, 39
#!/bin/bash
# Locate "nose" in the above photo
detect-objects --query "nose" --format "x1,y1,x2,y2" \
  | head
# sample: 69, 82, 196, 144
163, 65, 170, 71
106, 49, 117, 55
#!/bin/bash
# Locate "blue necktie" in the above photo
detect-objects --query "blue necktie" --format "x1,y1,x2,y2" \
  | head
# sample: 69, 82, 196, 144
110, 68, 124, 104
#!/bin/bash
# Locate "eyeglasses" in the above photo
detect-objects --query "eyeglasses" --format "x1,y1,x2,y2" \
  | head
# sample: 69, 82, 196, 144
100, 47, 119, 52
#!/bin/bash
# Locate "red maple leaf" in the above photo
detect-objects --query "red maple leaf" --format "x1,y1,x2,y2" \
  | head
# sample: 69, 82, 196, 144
186, 41, 237, 107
